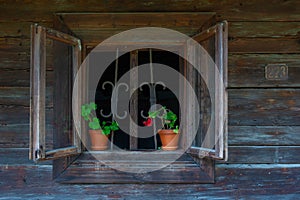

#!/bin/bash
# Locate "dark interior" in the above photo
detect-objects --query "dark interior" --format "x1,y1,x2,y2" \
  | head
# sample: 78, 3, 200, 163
95, 50, 180, 150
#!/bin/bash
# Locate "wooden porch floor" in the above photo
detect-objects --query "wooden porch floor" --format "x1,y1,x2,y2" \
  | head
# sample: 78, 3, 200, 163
1, 148, 299, 199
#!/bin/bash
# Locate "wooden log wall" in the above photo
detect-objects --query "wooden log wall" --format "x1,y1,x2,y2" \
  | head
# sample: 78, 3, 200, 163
0, 0, 299, 166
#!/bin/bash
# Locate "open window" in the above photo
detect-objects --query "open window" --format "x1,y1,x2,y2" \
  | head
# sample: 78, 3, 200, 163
29, 24, 82, 162
186, 21, 228, 161
29, 13, 227, 183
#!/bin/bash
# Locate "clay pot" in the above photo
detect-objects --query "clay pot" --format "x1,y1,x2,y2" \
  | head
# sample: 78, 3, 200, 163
89, 130, 110, 150
158, 129, 180, 150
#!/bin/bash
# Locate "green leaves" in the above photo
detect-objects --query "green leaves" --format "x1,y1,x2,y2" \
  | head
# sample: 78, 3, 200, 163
146, 106, 179, 133
102, 126, 111, 135
81, 102, 97, 119
173, 125, 179, 134
110, 121, 119, 131
81, 102, 119, 134
101, 121, 119, 135
164, 110, 177, 129
148, 111, 157, 118
89, 117, 101, 130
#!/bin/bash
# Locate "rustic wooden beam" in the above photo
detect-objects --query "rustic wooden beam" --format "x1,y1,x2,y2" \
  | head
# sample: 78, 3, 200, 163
221, 146, 300, 164
228, 54, 300, 88
229, 126, 300, 146
229, 38, 300, 54
1, 1, 300, 22
229, 21, 300, 38
0, 87, 53, 107
55, 152, 214, 183
29, 24, 46, 161
45, 146, 79, 160
228, 88, 300, 126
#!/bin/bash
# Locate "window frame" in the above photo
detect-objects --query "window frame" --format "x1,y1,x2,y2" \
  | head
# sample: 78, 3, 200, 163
186, 21, 228, 161
29, 24, 82, 161
29, 17, 227, 183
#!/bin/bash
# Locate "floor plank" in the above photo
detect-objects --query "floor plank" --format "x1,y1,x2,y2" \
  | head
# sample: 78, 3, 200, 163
0, 164, 299, 199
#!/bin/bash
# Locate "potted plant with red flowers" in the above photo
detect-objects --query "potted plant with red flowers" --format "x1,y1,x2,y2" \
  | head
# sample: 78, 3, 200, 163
81, 102, 119, 150
144, 106, 179, 150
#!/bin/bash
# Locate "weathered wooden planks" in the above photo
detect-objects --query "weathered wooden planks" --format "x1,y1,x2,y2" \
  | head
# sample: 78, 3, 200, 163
0, 51, 29, 70
229, 21, 300, 38
0, 70, 53, 87
229, 38, 300, 53
229, 54, 300, 88
0, 148, 52, 165
229, 89, 300, 126
0, 125, 53, 148
0, 162, 300, 198
0, 0, 299, 186
0, 106, 53, 125
61, 21, 300, 44
0, 87, 53, 106
59, 12, 215, 43
70, 28, 199, 44
0, 38, 30, 52
223, 146, 300, 164
0, 0, 300, 21
229, 126, 300, 146
60, 12, 215, 29
0, 22, 52, 38
55, 152, 213, 183
0, 38, 53, 71
0, 107, 54, 149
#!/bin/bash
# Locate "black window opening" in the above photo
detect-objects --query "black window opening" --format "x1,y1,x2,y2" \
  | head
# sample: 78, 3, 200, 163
95, 49, 182, 151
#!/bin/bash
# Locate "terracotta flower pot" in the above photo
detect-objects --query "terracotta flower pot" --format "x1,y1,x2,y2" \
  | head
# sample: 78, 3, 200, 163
158, 129, 180, 150
89, 130, 110, 150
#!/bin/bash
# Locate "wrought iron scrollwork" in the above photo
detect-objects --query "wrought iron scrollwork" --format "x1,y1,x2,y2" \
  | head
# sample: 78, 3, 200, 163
139, 81, 166, 119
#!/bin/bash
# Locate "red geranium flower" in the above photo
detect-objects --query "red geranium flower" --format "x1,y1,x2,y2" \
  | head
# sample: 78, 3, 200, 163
143, 118, 153, 126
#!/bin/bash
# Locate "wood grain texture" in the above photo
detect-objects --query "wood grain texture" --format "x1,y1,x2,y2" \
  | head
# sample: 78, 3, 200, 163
0, 0, 300, 185
61, 12, 214, 29
229, 126, 300, 146
0, 22, 52, 38
0, 70, 53, 87
55, 152, 214, 183
0, 148, 52, 165
59, 12, 214, 43
229, 89, 300, 126
229, 54, 300, 88
0, 87, 53, 106
0, 0, 300, 21
0, 53, 52, 71
0, 38, 29, 52
223, 146, 300, 164
0, 106, 53, 126
0, 162, 300, 198
0, 125, 53, 148
229, 38, 300, 53
229, 21, 300, 38
0, 51, 29, 70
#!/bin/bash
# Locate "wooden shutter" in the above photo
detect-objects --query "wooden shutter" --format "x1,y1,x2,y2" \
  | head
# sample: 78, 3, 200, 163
29, 24, 82, 161
186, 21, 228, 160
